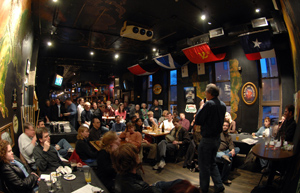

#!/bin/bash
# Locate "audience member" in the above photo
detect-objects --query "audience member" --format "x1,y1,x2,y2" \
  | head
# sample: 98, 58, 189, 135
97, 131, 120, 193
81, 102, 93, 126
111, 115, 126, 132
158, 110, 169, 125
252, 117, 272, 137
99, 104, 110, 133
105, 100, 115, 116
90, 101, 98, 114
77, 97, 85, 126
159, 112, 174, 131
51, 98, 63, 121
0, 140, 39, 193
141, 103, 148, 120
153, 118, 190, 170
41, 99, 51, 123
76, 126, 98, 166
273, 115, 285, 137
194, 83, 226, 193
65, 98, 77, 129
115, 103, 127, 122
149, 99, 162, 120
119, 122, 142, 149
144, 111, 158, 128
135, 118, 157, 162
89, 118, 105, 141
112, 99, 119, 111
112, 143, 181, 193
33, 127, 72, 171
216, 120, 240, 185
173, 110, 180, 120
179, 113, 190, 131
225, 112, 236, 133
276, 104, 297, 142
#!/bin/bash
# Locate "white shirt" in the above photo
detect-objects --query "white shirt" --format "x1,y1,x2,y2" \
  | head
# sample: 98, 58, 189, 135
160, 119, 174, 131
77, 104, 84, 121
18, 133, 36, 164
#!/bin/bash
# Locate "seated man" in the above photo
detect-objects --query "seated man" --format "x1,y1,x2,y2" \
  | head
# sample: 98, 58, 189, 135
153, 118, 190, 170
33, 127, 73, 171
119, 122, 142, 149
111, 115, 126, 133
89, 117, 104, 141
179, 113, 190, 131
18, 122, 37, 170
144, 111, 158, 128
81, 102, 93, 127
37, 120, 73, 158
159, 112, 174, 132
99, 104, 110, 132
216, 120, 240, 185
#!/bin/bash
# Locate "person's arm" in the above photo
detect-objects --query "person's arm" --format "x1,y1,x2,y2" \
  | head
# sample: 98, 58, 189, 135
81, 111, 87, 123
111, 124, 116, 132
33, 146, 50, 172
121, 123, 126, 132
1, 164, 39, 191
128, 132, 142, 148
144, 119, 149, 127
194, 101, 208, 126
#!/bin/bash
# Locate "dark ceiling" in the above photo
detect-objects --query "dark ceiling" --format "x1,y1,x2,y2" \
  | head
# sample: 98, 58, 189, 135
34, 0, 278, 84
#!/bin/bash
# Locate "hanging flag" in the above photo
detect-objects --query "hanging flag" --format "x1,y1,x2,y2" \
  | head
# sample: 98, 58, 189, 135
153, 54, 182, 69
182, 43, 226, 64
127, 64, 156, 76
197, 63, 205, 75
181, 64, 188, 77
239, 30, 276, 60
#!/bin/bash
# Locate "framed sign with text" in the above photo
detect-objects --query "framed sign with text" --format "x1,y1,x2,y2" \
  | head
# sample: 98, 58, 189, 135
241, 82, 258, 105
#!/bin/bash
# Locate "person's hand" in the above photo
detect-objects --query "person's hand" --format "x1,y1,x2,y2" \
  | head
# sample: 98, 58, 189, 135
32, 135, 37, 145
125, 138, 129, 142
155, 107, 158, 111
55, 144, 61, 151
200, 100, 205, 109
77, 162, 82, 168
231, 150, 236, 157
252, 133, 255, 136
31, 172, 40, 179
43, 141, 50, 152
106, 125, 109, 128
60, 114, 63, 117
149, 117, 154, 123
172, 140, 179, 145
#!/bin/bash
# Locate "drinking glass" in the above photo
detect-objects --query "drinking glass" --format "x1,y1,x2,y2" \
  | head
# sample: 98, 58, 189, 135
46, 179, 55, 193
235, 135, 239, 141
56, 176, 62, 190
84, 168, 91, 184
70, 159, 77, 172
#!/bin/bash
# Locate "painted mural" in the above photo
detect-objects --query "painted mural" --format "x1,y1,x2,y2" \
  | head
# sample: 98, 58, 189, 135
193, 81, 208, 100
229, 59, 242, 121
0, 0, 31, 118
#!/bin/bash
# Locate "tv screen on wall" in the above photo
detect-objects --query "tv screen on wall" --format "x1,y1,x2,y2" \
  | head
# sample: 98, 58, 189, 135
54, 74, 63, 87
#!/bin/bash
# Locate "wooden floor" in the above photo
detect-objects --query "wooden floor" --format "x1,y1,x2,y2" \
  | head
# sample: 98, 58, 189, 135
140, 161, 268, 193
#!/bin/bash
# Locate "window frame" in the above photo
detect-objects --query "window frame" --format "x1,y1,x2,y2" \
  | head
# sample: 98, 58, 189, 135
168, 70, 177, 112
215, 61, 230, 106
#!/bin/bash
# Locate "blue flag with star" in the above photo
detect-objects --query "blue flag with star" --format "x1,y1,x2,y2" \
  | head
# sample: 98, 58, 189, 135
239, 30, 275, 60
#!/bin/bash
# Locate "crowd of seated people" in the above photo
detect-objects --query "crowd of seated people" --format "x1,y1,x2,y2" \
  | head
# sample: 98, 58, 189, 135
8, 96, 298, 193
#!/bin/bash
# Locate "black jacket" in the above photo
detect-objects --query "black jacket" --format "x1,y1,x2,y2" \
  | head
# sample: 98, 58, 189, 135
33, 144, 69, 172
0, 157, 38, 193
97, 150, 116, 193
75, 139, 97, 160
114, 173, 160, 193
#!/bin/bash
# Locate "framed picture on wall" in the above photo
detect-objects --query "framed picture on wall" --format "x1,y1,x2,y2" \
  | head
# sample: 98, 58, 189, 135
0, 123, 15, 147
184, 87, 195, 103
241, 82, 258, 105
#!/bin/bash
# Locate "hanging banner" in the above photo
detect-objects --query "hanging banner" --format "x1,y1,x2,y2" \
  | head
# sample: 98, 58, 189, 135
197, 63, 205, 75
181, 64, 188, 77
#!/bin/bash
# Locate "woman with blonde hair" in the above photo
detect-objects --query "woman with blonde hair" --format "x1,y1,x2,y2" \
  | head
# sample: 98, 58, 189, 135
225, 112, 236, 133
75, 126, 97, 166
0, 140, 39, 193
97, 131, 120, 193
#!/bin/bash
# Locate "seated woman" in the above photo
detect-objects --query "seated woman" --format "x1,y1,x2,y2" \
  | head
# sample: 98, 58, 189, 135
97, 131, 120, 193
225, 112, 236, 133
252, 117, 272, 137
0, 140, 39, 193
119, 122, 142, 149
112, 143, 181, 193
158, 110, 169, 125
75, 126, 98, 166
115, 103, 127, 122
135, 118, 157, 162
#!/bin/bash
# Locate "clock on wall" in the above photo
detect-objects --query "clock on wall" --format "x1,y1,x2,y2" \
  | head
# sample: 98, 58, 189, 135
153, 84, 162, 95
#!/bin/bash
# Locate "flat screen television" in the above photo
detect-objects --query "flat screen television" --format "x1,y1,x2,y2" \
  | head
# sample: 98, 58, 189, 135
53, 74, 63, 87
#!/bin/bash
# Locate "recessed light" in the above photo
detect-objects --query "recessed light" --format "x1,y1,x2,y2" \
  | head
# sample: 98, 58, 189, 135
152, 48, 157, 52
90, 51, 94, 55
114, 54, 119, 59
208, 22, 212, 25
53, 0, 58, 2
255, 8, 260, 13
47, 41, 52, 46
201, 15, 206, 20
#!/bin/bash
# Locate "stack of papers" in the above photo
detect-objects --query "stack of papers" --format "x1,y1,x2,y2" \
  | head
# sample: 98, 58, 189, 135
241, 138, 258, 145
71, 184, 103, 193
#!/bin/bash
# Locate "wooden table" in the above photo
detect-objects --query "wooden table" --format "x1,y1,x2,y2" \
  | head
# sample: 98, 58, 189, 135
252, 141, 294, 187
142, 129, 170, 143
230, 133, 263, 154
90, 140, 101, 151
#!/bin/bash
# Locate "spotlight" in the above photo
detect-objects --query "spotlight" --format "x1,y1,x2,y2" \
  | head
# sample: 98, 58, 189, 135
146, 31, 153, 37
47, 41, 52, 46
255, 8, 260, 13
152, 48, 157, 52
114, 54, 119, 59
201, 15, 206, 20
132, 27, 139, 33
90, 51, 94, 56
140, 29, 146, 35
53, 0, 57, 2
